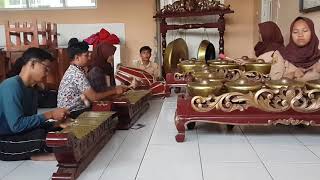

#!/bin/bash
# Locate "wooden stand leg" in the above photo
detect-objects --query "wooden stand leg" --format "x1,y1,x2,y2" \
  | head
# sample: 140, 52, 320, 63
160, 18, 167, 58
165, 84, 171, 97
218, 14, 225, 55
175, 114, 186, 142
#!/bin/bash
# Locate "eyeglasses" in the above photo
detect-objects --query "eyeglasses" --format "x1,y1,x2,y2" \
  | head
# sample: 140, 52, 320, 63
37, 61, 51, 72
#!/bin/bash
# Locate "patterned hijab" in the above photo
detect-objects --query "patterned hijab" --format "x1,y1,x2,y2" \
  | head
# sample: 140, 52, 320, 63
279, 17, 320, 68
254, 21, 284, 57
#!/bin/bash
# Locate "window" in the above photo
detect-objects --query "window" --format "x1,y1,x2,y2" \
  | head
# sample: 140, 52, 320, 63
28, 0, 63, 8
261, 0, 272, 22
3, 0, 27, 8
0, 0, 96, 9
65, 0, 95, 7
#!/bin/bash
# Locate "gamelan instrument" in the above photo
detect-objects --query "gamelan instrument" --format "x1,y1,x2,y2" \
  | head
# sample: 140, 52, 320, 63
46, 111, 118, 180
174, 58, 320, 142
164, 39, 217, 94
115, 65, 167, 96
197, 40, 216, 62
92, 90, 151, 130
116, 65, 154, 88
163, 38, 189, 93
163, 38, 189, 74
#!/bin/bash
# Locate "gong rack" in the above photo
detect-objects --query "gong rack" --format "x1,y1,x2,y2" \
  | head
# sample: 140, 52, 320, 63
153, 0, 234, 57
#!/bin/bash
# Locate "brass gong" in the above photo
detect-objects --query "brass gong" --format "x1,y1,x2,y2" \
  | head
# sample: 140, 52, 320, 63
163, 38, 189, 74
197, 40, 216, 62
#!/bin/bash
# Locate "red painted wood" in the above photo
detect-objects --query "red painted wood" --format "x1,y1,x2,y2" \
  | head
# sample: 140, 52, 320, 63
175, 95, 320, 142
92, 92, 151, 130
46, 114, 118, 180
153, 9, 234, 18
154, 9, 234, 57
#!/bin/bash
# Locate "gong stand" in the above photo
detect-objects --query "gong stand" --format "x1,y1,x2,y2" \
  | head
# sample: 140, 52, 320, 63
153, 0, 234, 57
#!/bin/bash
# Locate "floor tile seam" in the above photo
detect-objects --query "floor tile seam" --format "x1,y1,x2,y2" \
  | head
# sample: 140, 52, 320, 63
1, 161, 26, 180
126, 102, 165, 139
134, 101, 164, 180
198, 142, 257, 146
240, 126, 275, 180
97, 128, 130, 180
289, 130, 320, 160
132, 103, 165, 125
264, 162, 320, 166
196, 128, 205, 180
201, 161, 271, 164
105, 104, 163, 175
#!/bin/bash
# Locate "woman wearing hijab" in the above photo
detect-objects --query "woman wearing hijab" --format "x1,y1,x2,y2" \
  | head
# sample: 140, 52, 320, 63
254, 21, 284, 58
233, 21, 284, 67
88, 42, 117, 92
275, 17, 320, 81
58, 39, 126, 118
263, 17, 320, 80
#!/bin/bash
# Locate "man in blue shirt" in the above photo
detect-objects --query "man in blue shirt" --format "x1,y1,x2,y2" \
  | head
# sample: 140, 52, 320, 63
0, 48, 69, 161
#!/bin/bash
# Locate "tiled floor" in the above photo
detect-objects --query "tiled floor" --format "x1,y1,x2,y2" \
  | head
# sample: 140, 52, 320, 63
2, 96, 320, 180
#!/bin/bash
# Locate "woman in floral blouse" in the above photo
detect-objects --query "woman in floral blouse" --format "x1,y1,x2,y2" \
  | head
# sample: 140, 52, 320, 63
57, 39, 127, 118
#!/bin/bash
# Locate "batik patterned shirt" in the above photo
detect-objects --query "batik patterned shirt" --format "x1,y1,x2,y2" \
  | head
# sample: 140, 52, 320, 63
57, 65, 91, 112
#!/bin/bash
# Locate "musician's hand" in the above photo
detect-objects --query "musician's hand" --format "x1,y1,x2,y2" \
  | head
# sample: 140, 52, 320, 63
121, 85, 129, 92
114, 86, 128, 95
294, 68, 304, 78
55, 121, 71, 129
49, 108, 70, 121
80, 94, 91, 107
312, 63, 320, 73
284, 72, 295, 79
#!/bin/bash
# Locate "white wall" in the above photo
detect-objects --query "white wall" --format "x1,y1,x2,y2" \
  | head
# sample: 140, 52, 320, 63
57, 23, 125, 47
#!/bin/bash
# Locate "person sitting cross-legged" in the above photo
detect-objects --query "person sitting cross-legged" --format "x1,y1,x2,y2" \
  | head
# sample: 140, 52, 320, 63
0, 48, 70, 161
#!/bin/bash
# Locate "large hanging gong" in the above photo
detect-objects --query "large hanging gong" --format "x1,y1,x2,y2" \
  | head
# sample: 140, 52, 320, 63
163, 38, 189, 74
197, 40, 216, 62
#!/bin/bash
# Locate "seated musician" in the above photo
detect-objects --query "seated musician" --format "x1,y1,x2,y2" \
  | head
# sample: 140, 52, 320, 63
7, 57, 58, 108
223, 21, 284, 64
87, 41, 117, 92
134, 46, 161, 80
274, 17, 320, 81
254, 21, 284, 59
57, 39, 127, 118
0, 48, 69, 161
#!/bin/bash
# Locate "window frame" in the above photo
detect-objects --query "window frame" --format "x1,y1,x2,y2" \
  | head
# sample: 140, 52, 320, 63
299, 0, 320, 13
0, 0, 97, 11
